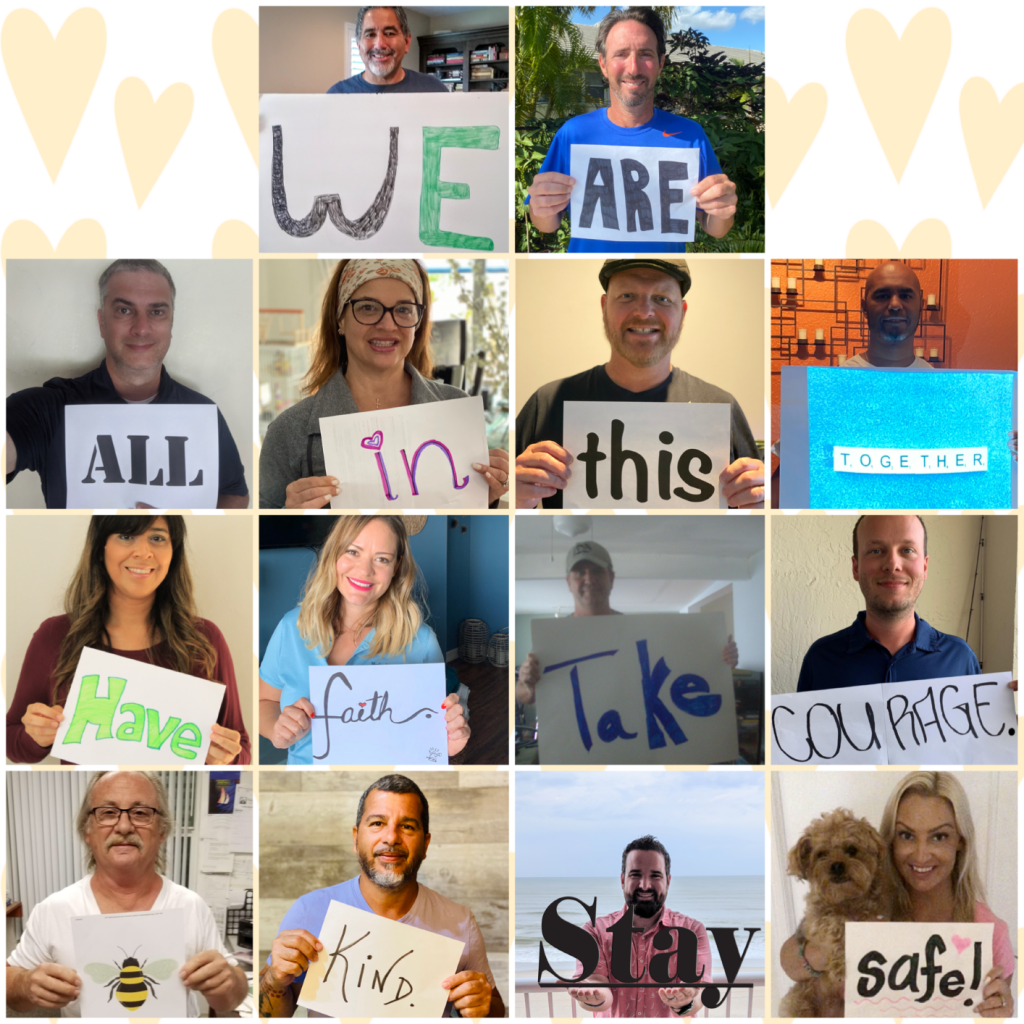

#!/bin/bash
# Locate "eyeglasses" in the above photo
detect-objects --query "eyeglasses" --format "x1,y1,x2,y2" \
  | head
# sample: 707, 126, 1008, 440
344, 298, 425, 328
89, 806, 160, 827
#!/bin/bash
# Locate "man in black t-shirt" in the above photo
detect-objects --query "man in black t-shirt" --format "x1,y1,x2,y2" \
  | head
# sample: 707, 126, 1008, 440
6, 259, 249, 508
514, 258, 764, 509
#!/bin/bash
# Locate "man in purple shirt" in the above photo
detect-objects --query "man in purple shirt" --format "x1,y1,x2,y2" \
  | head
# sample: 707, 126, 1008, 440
570, 836, 711, 1017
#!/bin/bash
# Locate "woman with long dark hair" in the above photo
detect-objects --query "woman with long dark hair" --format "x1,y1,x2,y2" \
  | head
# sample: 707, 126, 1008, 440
7, 515, 250, 764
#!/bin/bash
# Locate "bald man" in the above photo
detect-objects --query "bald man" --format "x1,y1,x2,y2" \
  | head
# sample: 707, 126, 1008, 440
844, 261, 933, 369
796, 515, 981, 691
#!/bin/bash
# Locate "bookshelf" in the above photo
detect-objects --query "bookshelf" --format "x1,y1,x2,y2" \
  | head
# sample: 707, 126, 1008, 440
418, 26, 509, 93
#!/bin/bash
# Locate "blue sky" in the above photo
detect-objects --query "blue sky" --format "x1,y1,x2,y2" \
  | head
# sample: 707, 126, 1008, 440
574, 6, 766, 52
516, 772, 764, 877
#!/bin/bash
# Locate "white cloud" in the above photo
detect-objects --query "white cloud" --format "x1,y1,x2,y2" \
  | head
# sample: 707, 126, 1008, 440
671, 6, 738, 32
739, 6, 765, 23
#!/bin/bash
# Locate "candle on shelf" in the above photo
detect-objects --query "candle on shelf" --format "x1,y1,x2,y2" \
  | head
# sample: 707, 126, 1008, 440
771, 277, 780, 292
798, 329, 807, 341
838, 354, 847, 365
787, 277, 797, 291
927, 293, 936, 307
815, 329, 824, 342
929, 348, 939, 360
814, 259, 824, 270
914, 347, 924, 358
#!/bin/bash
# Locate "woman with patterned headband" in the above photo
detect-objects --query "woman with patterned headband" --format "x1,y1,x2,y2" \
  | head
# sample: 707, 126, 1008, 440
259, 259, 509, 508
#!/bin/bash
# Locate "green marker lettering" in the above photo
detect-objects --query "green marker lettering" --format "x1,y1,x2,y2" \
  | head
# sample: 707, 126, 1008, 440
170, 723, 201, 760
145, 708, 181, 750
419, 125, 499, 251
115, 703, 146, 742
63, 676, 127, 744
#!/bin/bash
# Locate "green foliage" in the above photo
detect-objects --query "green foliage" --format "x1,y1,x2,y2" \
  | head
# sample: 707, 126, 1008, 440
515, 7, 597, 124
515, 116, 573, 253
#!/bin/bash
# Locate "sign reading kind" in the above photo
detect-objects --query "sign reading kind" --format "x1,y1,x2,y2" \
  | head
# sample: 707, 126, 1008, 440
834, 446, 988, 474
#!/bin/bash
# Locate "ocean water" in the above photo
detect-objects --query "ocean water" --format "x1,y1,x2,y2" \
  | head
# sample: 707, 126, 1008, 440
516, 876, 765, 977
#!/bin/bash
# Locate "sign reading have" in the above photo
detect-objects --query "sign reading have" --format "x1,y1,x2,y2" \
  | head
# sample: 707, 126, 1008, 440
260, 94, 508, 253
569, 145, 698, 243
533, 613, 738, 765
309, 664, 448, 765
65, 404, 219, 509
562, 401, 729, 508
771, 673, 1016, 766
52, 648, 225, 765
845, 922, 993, 1017
298, 900, 465, 1018
321, 396, 490, 509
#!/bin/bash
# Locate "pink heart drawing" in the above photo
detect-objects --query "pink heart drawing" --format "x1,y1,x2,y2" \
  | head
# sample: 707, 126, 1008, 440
359, 702, 366, 707
361, 431, 383, 450
950, 934, 971, 955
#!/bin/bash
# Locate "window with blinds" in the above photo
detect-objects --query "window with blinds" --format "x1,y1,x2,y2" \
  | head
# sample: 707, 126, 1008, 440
347, 23, 365, 77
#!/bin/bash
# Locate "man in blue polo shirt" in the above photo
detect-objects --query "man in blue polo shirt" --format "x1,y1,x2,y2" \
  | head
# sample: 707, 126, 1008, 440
525, 7, 737, 253
797, 515, 980, 690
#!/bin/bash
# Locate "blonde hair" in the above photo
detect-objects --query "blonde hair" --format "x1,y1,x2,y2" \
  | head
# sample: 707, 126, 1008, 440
880, 771, 985, 923
296, 516, 425, 660
303, 259, 435, 395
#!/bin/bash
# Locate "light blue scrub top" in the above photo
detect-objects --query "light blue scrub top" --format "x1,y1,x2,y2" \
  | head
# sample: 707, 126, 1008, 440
259, 607, 444, 764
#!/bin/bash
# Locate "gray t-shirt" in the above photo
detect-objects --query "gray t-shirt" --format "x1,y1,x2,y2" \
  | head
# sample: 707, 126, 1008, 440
327, 69, 450, 93
843, 352, 934, 369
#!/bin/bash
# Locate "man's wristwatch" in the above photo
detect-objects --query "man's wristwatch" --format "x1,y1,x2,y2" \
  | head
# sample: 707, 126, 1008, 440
671, 1000, 695, 1016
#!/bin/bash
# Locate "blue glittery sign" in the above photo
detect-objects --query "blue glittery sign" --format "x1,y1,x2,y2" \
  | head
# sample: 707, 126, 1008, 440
781, 367, 1016, 509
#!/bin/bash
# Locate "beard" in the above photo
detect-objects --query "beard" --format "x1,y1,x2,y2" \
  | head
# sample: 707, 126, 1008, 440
603, 307, 681, 369
366, 49, 399, 77
610, 76, 654, 108
628, 889, 667, 919
358, 844, 423, 890
860, 579, 921, 621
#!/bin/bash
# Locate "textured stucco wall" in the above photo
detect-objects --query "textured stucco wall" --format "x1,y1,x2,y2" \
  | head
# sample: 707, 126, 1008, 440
771, 515, 1016, 691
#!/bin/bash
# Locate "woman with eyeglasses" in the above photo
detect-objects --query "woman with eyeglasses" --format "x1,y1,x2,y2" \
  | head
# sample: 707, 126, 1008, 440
7, 515, 251, 765
259, 258, 510, 508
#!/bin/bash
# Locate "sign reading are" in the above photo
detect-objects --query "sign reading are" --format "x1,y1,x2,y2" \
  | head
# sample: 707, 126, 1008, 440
320, 396, 490, 509
569, 145, 698, 243
51, 648, 226, 765
65, 404, 219, 509
259, 94, 509, 253
562, 401, 729, 508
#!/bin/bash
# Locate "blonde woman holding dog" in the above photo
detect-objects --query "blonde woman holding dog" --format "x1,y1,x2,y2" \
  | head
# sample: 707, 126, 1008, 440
780, 771, 1014, 1017
258, 515, 469, 765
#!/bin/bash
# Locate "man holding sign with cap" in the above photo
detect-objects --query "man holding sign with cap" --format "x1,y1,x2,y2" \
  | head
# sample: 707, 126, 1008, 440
5, 259, 249, 509
515, 258, 763, 509
525, 7, 737, 252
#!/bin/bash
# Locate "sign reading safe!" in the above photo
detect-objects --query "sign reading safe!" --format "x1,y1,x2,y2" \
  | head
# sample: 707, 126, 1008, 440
65, 404, 219, 509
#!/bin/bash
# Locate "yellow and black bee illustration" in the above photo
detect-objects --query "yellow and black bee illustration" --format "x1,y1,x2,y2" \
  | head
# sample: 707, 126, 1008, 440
84, 947, 179, 1011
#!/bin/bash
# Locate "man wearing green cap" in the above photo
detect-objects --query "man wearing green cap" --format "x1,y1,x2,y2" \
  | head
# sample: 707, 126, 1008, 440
515, 257, 763, 509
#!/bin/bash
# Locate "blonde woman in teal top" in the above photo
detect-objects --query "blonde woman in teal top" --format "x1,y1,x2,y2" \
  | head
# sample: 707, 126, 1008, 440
258, 515, 469, 764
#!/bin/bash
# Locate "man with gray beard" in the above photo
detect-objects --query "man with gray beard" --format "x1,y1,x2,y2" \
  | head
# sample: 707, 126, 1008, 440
260, 774, 504, 1018
515, 258, 763, 508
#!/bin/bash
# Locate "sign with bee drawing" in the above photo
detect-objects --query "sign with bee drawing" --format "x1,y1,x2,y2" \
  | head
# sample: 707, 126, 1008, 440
308, 664, 448, 765
72, 908, 187, 1017
298, 900, 465, 1018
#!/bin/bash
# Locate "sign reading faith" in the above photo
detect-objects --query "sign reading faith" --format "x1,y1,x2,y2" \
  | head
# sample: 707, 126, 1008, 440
65, 405, 219, 509
780, 366, 1016, 509
51, 648, 225, 765
771, 673, 1016, 766
308, 664, 448, 765
259, 94, 508, 253
569, 145, 698, 243
74, 908, 188, 1018
532, 613, 739, 765
321, 396, 490, 509
845, 922, 993, 1017
562, 401, 729, 508
298, 900, 465, 1018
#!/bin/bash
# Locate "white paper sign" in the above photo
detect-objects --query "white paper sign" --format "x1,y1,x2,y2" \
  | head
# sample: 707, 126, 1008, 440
845, 922, 993, 1017
297, 900, 465, 1018
74, 908, 188, 1018
65, 404, 219, 509
259, 94, 509, 253
771, 673, 1016, 766
321, 396, 490, 509
309, 664, 448, 764
51, 647, 226, 765
569, 144, 698, 243
562, 401, 729, 508
533, 613, 739, 765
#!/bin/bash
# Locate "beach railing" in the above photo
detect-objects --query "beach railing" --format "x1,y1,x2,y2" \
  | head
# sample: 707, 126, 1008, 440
516, 973, 765, 1018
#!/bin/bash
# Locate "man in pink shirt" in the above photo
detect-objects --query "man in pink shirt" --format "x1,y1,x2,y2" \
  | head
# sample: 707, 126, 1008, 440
570, 836, 711, 1017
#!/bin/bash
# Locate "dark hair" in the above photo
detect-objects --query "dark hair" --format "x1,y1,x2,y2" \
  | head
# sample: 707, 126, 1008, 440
356, 774, 430, 835
595, 7, 667, 61
621, 834, 671, 876
852, 515, 928, 559
98, 259, 176, 309
355, 6, 410, 38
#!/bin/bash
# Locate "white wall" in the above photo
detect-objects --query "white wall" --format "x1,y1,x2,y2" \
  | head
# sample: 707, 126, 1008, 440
770, 771, 1017, 1017
515, 257, 766, 442
732, 548, 766, 672
6, 515, 254, 762
6, 259, 253, 509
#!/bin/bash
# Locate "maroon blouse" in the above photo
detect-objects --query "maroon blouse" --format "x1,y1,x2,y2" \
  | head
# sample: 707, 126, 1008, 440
6, 615, 251, 764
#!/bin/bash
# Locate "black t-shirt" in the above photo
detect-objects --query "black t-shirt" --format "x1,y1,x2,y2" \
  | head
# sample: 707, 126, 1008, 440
6, 361, 248, 508
516, 364, 759, 508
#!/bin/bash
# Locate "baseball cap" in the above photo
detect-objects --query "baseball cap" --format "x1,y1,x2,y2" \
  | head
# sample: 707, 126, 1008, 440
599, 258, 691, 298
566, 541, 614, 574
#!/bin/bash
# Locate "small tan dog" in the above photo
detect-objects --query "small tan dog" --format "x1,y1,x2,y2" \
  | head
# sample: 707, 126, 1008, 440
779, 809, 892, 1018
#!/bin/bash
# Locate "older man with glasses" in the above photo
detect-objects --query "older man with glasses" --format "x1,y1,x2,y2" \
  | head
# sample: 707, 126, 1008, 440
6, 770, 247, 1017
